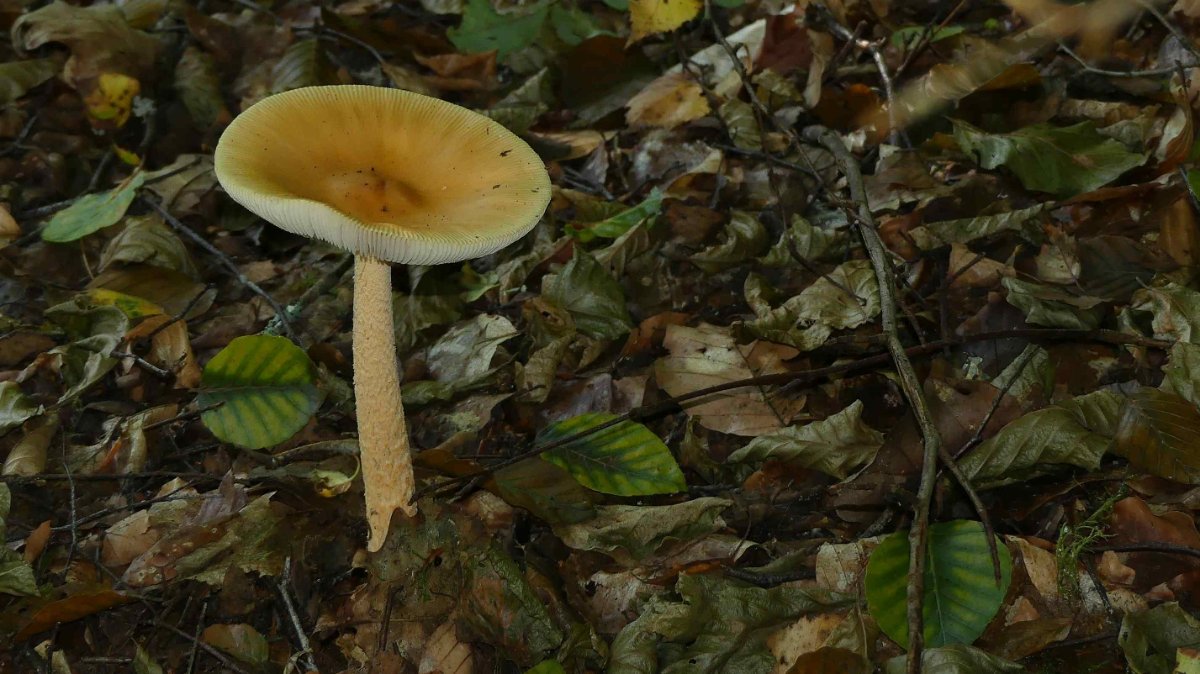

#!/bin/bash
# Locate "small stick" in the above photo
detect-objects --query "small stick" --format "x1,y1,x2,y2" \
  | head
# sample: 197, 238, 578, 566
141, 196, 297, 340
277, 557, 320, 673
809, 126, 941, 674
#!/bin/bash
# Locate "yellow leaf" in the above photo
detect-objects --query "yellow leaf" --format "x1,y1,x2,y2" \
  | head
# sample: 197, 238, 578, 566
86, 288, 163, 318
629, 0, 702, 42
626, 72, 710, 128
84, 72, 139, 128
113, 144, 141, 166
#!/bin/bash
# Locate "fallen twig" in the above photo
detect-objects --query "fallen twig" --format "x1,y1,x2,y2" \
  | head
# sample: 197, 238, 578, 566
141, 196, 297, 340
808, 125, 943, 674
416, 326, 1169, 502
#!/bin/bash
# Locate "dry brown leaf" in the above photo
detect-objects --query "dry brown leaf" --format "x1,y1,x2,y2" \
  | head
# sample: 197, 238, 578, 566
1160, 195, 1200, 267
102, 509, 157, 567
655, 323, 805, 436
2, 415, 56, 476
14, 588, 132, 641
626, 72, 710, 129
414, 51, 496, 91
1109, 496, 1200, 591
23, 520, 52, 564
0, 203, 19, 245
769, 612, 852, 672
419, 620, 475, 674
125, 315, 201, 389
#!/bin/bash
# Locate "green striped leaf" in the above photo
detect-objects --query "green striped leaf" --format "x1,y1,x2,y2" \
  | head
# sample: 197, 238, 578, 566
198, 335, 320, 449
539, 412, 685, 496
866, 520, 1012, 650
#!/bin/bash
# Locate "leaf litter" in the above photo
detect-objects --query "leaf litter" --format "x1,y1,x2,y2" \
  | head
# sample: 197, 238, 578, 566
1, 0, 1200, 672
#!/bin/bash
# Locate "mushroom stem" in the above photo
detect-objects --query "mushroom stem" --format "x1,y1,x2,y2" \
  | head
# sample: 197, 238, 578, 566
353, 254, 416, 552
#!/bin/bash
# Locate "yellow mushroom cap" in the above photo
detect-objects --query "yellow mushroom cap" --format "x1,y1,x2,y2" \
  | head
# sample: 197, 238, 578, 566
214, 85, 551, 265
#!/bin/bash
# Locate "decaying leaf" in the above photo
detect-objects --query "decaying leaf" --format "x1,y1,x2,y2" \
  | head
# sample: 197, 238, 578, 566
728, 400, 883, 479
554, 497, 730, 563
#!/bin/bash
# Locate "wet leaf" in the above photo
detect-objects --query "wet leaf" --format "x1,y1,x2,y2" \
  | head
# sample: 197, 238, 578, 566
760, 215, 847, 267
0, 382, 41, 436
866, 520, 1012, 649
426, 314, 519, 388
527, 661, 566, 674
1163, 342, 1200, 406
14, 588, 132, 639
198, 335, 321, 449
728, 400, 884, 479
539, 412, 685, 496
1120, 603, 1200, 674
494, 457, 598, 525
743, 260, 881, 350
394, 291, 463, 354
99, 215, 199, 278
959, 389, 1121, 488
462, 544, 563, 666
554, 497, 730, 561
123, 491, 285, 588
550, 4, 612, 46
174, 46, 230, 131
1002, 276, 1105, 330
481, 68, 552, 134
691, 211, 769, 273
12, 1, 159, 120
953, 119, 1146, 197
786, 648, 872, 674
719, 99, 762, 151
89, 265, 213, 319
543, 249, 632, 340
1129, 281, 1200, 344
908, 204, 1048, 250
0, 58, 60, 105
609, 574, 849, 673
0, 484, 38, 596
44, 301, 130, 404
202, 623, 269, 668
41, 173, 146, 243
1113, 388, 1200, 484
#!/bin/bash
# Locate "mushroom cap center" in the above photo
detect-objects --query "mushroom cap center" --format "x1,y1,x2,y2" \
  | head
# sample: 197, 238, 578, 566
214, 86, 551, 265
321, 167, 427, 223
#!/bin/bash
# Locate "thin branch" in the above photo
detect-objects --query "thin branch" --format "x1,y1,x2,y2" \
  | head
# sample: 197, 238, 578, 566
156, 619, 252, 674
811, 6, 903, 145
417, 326, 1169, 502
808, 126, 941, 674
140, 196, 297, 340
1094, 542, 1200, 560
1059, 42, 1198, 77
277, 557, 320, 673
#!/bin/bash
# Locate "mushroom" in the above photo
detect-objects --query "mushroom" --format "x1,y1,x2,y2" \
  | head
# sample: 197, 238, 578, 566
214, 85, 551, 550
